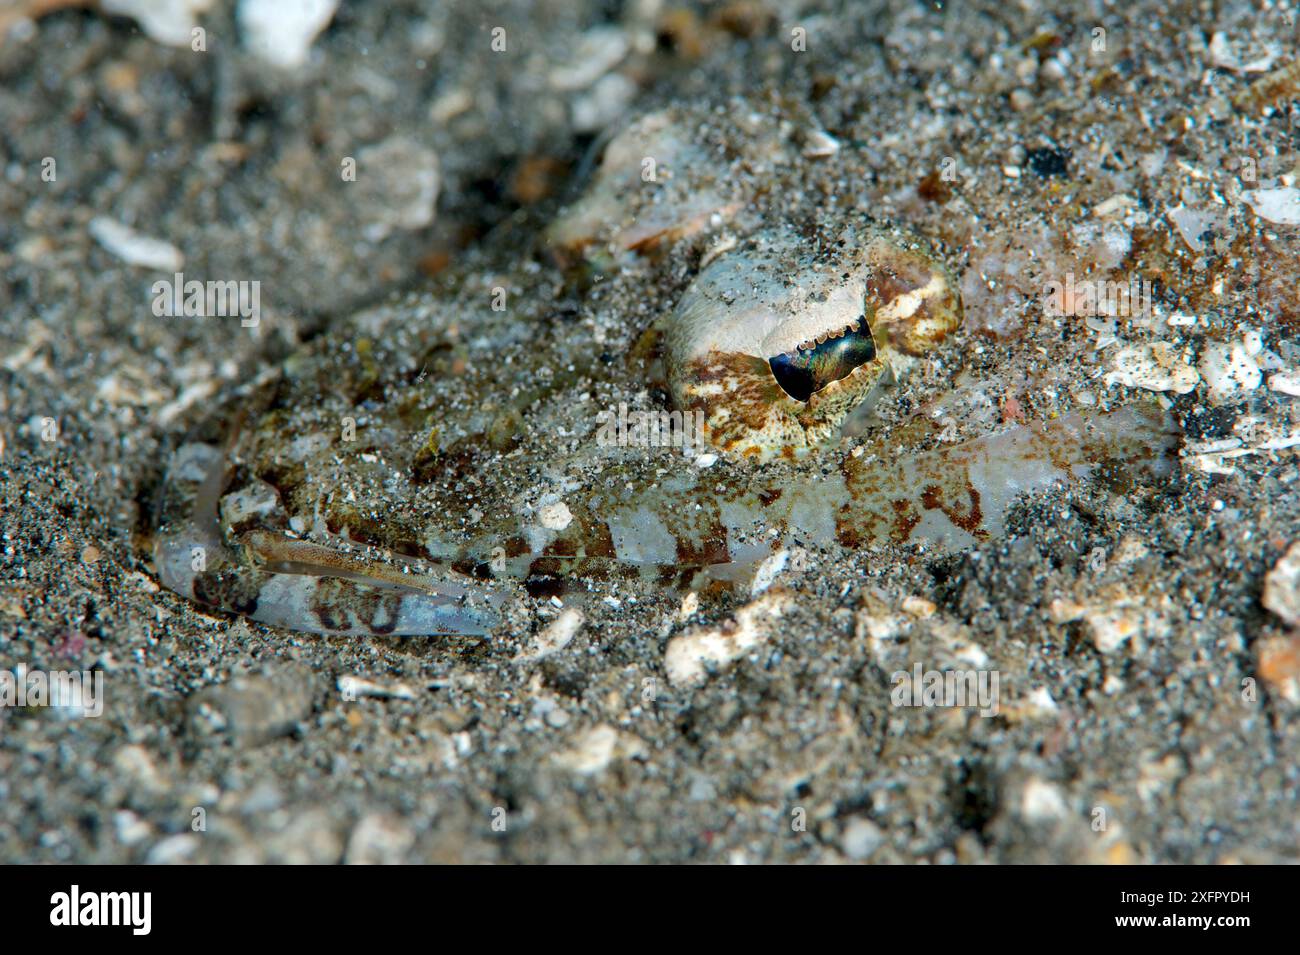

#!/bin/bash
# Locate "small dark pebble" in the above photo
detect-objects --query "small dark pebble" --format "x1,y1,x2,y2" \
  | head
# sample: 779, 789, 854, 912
1177, 400, 1239, 440
1026, 146, 1071, 178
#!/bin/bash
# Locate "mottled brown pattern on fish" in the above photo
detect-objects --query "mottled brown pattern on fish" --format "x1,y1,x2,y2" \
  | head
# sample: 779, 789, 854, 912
503, 536, 532, 559
889, 498, 922, 543
867, 266, 962, 355
864, 268, 925, 310
673, 508, 731, 566
193, 566, 267, 616
920, 482, 986, 537
541, 511, 618, 561
835, 507, 864, 548
309, 577, 405, 634
678, 350, 793, 454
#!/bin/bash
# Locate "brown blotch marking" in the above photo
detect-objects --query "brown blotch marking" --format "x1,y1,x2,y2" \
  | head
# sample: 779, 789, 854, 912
866, 259, 959, 355
451, 558, 493, 580
655, 564, 680, 587
582, 519, 618, 559
307, 576, 402, 634
528, 556, 573, 578
699, 577, 736, 599
541, 512, 617, 561
309, 577, 350, 632
1234, 59, 1300, 112
503, 536, 531, 559
228, 514, 285, 538
889, 498, 921, 543
325, 504, 428, 559
758, 487, 783, 506
411, 445, 485, 486
920, 482, 987, 538
307, 576, 405, 635
673, 511, 731, 566
835, 508, 863, 548
192, 568, 265, 616
355, 587, 402, 635
683, 350, 786, 449
917, 169, 954, 204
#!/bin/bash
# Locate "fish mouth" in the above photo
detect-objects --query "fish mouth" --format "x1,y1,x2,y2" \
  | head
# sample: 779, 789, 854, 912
767, 316, 878, 402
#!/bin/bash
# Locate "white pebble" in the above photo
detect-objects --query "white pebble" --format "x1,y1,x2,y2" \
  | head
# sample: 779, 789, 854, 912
1105, 343, 1198, 395
1268, 372, 1300, 396
665, 592, 791, 687
841, 818, 884, 860
749, 549, 788, 596
102, 0, 215, 47
1021, 779, 1069, 822
552, 724, 642, 775
1200, 339, 1261, 403
238, 0, 338, 69
802, 129, 841, 158
89, 217, 183, 271
538, 501, 573, 531
516, 608, 584, 663
1263, 543, 1300, 628
1242, 187, 1300, 226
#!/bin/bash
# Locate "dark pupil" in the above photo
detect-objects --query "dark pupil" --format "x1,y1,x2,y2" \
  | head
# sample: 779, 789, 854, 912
767, 319, 876, 403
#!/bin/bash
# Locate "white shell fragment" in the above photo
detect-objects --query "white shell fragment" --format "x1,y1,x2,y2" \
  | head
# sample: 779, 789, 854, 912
337, 675, 416, 701
749, 548, 789, 597
238, 0, 339, 70
1207, 31, 1278, 73
1105, 343, 1199, 395
1268, 371, 1300, 396
1050, 587, 1171, 655
1020, 778, 1070, 823
841, 818, 884, 860
89, 216, 184, 271
801, 129, 841, 158
538, 501, 574, 531
515, 608, 584, 663
1241, 187, 1300, 226
1199, 339, 1262, 403
102, 0, 215, 47
664, 591, 792, 687
1092, 193, 1138, 218
552, 725, 644, 775
1167, 204, 1216, 251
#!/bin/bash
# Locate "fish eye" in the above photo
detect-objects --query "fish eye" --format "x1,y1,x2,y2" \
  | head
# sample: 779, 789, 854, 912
767, 318, 877, 402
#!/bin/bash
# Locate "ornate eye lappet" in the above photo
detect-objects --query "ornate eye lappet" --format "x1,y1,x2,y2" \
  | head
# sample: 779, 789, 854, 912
664, 223, 963, 459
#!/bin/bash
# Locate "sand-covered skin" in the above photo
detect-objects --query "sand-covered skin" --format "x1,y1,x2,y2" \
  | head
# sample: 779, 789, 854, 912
2, 0, 1299, 863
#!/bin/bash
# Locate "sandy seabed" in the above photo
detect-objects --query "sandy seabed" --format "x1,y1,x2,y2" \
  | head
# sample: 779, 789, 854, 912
1, 0, 1298, 863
